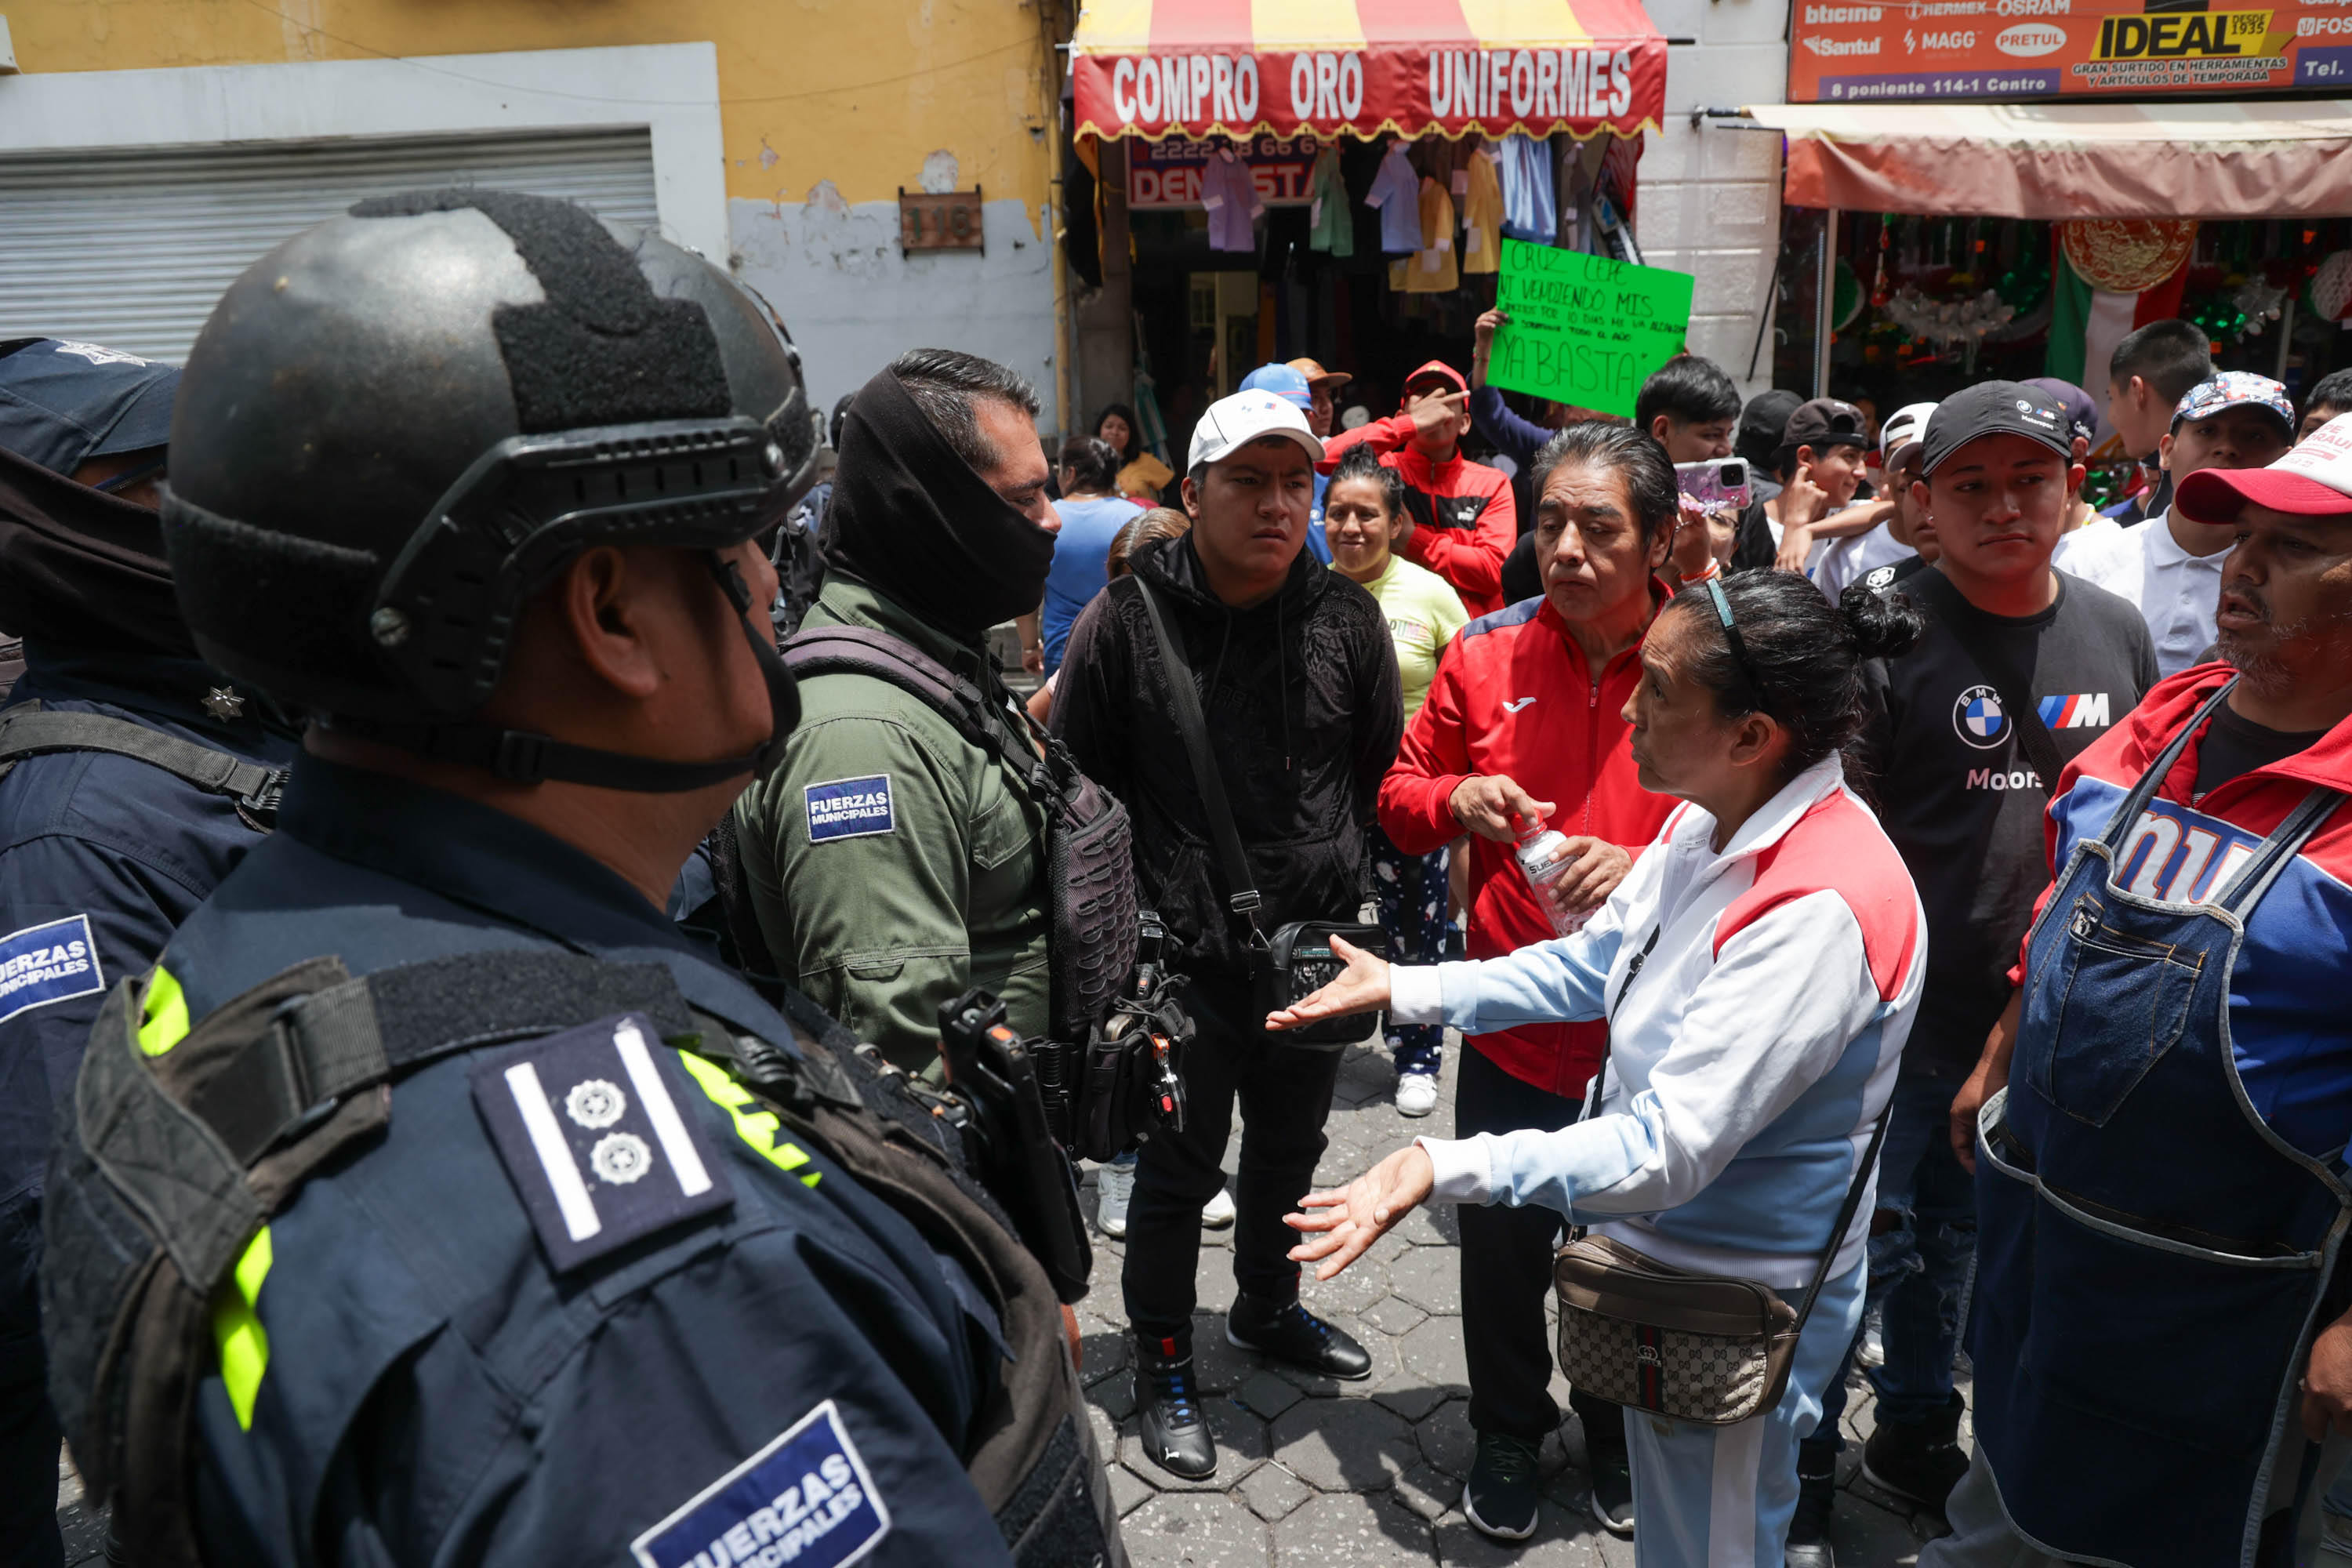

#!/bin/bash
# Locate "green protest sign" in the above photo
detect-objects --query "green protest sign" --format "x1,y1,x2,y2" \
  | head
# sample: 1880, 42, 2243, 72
1488, 241, 1696, 419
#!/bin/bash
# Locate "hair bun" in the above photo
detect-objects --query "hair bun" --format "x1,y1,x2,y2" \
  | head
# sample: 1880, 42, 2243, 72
1838, 581, 1926, 662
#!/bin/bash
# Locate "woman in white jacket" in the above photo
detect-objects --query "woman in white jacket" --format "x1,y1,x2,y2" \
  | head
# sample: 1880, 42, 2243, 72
1272, 570, 1930, 1566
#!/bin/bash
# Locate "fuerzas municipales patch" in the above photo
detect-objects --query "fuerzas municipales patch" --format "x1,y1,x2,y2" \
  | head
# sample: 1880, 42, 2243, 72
0, 915, 104, 1024
804, 775, 895, 844
470, 1011, 734, 1272
631, 1399, 891, 1568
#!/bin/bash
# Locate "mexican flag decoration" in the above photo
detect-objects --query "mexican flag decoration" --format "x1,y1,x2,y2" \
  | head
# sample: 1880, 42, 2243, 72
2048, 219, 2198, 392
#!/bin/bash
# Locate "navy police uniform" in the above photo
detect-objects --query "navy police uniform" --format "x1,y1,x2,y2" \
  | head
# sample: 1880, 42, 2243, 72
159, 755, 1019, 1565
0, 649, 290, 1566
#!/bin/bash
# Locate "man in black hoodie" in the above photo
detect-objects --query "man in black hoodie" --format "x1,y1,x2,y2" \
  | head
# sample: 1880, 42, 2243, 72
0, 339, 296, 1565
1054, 387, 1404, 1479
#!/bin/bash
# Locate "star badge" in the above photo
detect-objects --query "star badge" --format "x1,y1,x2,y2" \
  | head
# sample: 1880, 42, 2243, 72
202, 686, 247, 722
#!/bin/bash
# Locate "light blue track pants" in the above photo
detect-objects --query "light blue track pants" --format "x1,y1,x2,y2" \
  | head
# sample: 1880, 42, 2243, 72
1621, 1260, 1865, 1568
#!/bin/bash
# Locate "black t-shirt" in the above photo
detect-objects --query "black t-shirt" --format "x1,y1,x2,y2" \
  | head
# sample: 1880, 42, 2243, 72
2193, 702, 2325, 802
1859, 568, 2161, 1078
1501, 530, 1541, 606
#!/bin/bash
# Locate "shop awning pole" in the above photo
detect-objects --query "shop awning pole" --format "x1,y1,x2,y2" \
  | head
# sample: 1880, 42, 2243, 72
1813, 209, 1838, 400
2278, 297, 2297, 383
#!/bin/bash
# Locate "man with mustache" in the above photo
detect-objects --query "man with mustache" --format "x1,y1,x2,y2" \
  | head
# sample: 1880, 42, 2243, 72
1831, 384, 2157, 1534
1928, 415, 2352, 1563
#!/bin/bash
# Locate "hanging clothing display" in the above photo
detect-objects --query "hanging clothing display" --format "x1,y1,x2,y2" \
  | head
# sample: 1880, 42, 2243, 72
1306, 144, 1353, 257
1461, 146, 1503, 274
1200, 146, 1263, 252
1389, 176, 1459, 294
1365, 141, 1424, 254
1499, 132, 1557, 243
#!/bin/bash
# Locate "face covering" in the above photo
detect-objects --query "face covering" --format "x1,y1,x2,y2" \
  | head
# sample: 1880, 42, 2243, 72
0, 444, 197, 657
818, 368, 1055, 642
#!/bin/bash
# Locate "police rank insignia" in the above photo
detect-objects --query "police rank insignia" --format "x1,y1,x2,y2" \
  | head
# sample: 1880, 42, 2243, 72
631, 1399, 891, 1568
470, 1012, 734, 1272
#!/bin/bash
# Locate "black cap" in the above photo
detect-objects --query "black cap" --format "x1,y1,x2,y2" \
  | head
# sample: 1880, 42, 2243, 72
1918, 381, 2073, 476
1737, 389, 1802, 470
1780, 397, 1867, 453
0, 338, 180, 477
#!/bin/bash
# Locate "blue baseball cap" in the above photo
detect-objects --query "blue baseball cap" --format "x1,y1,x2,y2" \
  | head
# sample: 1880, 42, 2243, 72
1239, 361, 1313, 412
0, 338, 180, 477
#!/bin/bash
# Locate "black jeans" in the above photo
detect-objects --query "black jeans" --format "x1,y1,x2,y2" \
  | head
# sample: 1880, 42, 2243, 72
1456, 1044, 1627, 1455
1123, 975, 1345, 1345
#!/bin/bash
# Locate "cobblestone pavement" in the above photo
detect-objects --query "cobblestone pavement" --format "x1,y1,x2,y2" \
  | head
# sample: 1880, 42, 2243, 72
59, 1034, 1964, 1566
1078, 1034, 1963, 1568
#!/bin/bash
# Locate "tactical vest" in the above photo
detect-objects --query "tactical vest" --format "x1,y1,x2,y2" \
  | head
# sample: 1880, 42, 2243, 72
42, 950, 1123, 1568
0, 702, 287, 829
775, 625, 1139, 1042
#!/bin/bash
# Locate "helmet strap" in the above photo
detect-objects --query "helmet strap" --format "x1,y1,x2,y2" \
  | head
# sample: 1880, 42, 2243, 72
331, 550, 800, 794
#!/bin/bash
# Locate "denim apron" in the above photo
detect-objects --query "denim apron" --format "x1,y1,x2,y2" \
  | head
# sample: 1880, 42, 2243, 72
1973, 679, 2351, 1568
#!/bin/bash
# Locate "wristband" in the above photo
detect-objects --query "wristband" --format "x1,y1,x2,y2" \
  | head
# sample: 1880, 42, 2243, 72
1678, 559, 1722, 586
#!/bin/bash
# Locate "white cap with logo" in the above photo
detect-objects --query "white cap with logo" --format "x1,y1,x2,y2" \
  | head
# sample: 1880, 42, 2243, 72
1188, 389, 1325, 471
1879, 401, 1939, 468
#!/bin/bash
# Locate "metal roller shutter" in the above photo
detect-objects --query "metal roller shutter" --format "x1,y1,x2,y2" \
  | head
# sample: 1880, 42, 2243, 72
0, 128, 659, 364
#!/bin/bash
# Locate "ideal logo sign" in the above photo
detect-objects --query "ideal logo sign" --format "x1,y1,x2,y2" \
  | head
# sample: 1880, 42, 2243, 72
2096, 7, 2290, 55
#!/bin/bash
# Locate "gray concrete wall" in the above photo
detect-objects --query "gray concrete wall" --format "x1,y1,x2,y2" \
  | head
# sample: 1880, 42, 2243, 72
1636, 0, 1791, 395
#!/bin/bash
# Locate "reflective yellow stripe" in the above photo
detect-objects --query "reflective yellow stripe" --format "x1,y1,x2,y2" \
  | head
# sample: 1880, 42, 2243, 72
675, 1052, 822, 1189
137, 966, 189, 1057
211, 1226, 273, 1430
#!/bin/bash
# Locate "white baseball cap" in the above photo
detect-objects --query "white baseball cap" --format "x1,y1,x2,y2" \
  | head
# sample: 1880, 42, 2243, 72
1879, 401, 1939, 468
1188, 389, 1324, 471
2176, 410, 2352, 524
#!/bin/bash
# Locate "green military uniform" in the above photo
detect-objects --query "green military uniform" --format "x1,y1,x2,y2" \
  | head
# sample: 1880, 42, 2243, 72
738, 575, 1049, 1069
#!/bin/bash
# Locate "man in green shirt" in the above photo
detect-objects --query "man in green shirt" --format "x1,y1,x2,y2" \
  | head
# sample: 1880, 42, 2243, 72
735, 350, 1062, 1070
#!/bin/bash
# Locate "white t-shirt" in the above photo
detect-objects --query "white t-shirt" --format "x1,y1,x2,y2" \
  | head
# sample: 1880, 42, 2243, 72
2052, 510, 2227, 677
1813, 521, 1915, 602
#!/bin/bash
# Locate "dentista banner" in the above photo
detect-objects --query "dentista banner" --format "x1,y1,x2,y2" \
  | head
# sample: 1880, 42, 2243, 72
1788, 0, 2352, 101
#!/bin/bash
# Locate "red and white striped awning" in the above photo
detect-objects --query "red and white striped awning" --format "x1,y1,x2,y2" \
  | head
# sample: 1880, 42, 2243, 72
1072, 0, 1666, 143
1745, 100, 2352, 219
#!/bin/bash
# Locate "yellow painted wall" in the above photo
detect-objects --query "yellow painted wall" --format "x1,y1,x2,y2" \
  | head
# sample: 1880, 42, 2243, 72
3, 0, 1058, 205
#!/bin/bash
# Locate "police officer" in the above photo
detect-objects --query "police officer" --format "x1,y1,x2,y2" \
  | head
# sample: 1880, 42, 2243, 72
732, 350, 1065, 1070
0, 339, 295, 1568
38, 191, 1120, 1565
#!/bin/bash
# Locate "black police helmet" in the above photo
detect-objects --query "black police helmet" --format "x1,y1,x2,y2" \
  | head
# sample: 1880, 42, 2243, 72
162, 188, 818, 791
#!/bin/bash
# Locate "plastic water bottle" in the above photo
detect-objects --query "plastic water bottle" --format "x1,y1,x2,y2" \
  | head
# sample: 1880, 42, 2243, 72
1515, 829, 1590, 938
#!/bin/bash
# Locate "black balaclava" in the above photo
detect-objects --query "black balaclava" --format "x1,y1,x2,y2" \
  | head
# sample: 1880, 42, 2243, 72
819, 368, 1054, 642
0, 443, 196, 657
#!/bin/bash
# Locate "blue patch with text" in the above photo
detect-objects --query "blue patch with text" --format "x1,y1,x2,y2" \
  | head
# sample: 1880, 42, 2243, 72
0, 915, 104, 1024
631, 1399, 891, 1568
804, 775, 895, 844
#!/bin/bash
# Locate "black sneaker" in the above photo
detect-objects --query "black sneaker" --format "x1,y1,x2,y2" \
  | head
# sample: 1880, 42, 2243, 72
1584, 1425, 1635, 1537
1464, 1432, 1542, 1541
1861, 1392, 1969, 1514
1784, 1444, 1837, 1567
1225, 1292, 1372, 1379
1134, 1343, 1217, 1479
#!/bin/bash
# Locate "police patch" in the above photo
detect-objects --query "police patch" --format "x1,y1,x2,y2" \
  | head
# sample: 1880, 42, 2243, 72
804, 775, 895, 844
470, 1012, 734, 1272
0, 914, 104, 1024
631, 1399, 891, 1568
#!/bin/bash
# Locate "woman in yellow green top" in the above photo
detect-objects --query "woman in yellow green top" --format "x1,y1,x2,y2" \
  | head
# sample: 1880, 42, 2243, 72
1324, 445, 1470, 1116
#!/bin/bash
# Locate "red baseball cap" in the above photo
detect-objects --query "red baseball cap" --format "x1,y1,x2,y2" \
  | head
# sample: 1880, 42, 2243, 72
2176, 412, 2352, 524
1401, 360, 1468, 400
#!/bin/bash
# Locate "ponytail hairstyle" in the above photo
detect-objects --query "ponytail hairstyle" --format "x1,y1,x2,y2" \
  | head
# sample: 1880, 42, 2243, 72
1058, 435, 1122, 495
1667, 570, 1925, 783
1107, 506, 1190, 579
1327, 442, 1407, 523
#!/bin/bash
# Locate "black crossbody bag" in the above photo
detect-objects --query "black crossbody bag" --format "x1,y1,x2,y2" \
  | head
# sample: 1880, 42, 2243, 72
1134, 579, 1386, 1047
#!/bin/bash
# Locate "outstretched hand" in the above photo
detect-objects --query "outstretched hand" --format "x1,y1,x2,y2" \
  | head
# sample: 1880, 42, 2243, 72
1285, 1145, 1436, 1279
1264, 935, 1391, 1033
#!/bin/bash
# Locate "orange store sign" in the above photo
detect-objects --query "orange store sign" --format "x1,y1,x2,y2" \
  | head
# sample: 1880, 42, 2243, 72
1788, 0, 2349, 100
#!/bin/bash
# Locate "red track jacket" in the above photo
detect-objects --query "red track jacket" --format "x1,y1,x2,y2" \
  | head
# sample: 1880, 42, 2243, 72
1323, 415, 1516, 615
1377, 585, 1677, 1097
